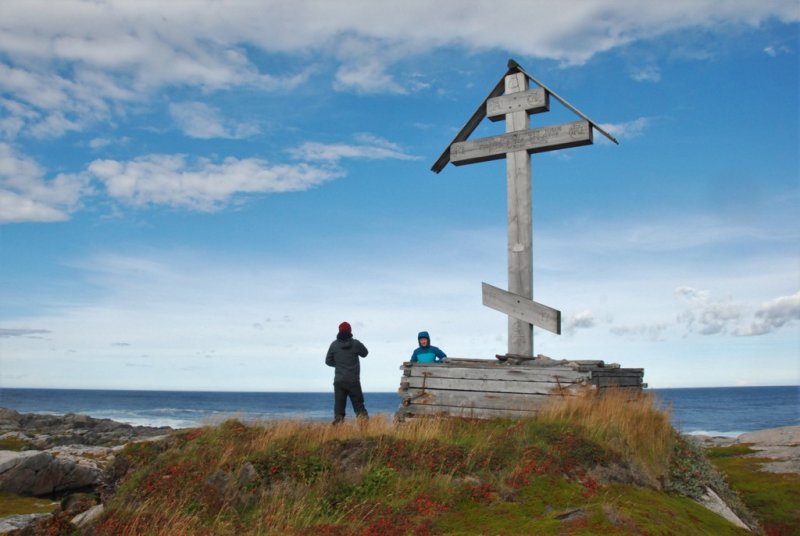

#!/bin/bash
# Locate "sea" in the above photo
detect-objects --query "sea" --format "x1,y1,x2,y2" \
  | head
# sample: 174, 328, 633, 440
0, 386, 797, 437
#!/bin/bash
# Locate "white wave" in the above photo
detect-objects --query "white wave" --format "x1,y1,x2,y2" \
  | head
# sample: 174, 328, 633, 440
101, 415, 200, 429
686, 430, 744, 438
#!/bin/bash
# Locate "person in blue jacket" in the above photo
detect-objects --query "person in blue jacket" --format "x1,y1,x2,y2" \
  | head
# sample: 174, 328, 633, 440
410, 331, 447, 363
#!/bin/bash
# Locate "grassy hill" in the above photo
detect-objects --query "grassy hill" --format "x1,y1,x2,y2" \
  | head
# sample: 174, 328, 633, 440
30, 390, 766, 535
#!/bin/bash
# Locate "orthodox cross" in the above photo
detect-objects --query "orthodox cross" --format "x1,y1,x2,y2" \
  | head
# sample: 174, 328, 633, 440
432, 59, 617, 357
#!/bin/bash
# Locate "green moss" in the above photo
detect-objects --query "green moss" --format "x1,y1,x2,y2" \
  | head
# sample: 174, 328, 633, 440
710, 451, 800, 535
0, 436, 33, 451
707, 444, 757, 458
436, 478, 750, 535
0, 492, 58, 516
606, 485, 750, 535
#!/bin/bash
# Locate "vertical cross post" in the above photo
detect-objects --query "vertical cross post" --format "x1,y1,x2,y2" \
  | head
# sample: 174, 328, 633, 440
504, 72, 533, 356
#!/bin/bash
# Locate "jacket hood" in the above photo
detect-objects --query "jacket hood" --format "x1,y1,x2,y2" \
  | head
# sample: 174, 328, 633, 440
337, 331, 353, 341
417, 331, 430, 344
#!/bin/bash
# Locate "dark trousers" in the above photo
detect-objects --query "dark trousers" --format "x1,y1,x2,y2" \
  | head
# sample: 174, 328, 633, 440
333, 381, 368, 421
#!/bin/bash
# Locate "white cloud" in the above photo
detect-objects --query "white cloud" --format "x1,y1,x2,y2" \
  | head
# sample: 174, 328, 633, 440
1, 0, 796, 137
168, 101, 260, 139
3, 213, 799, 388
331, 36, 408, 94
0, 117, 24, 139
0, 143, 89, 222
0, 328, 52, 339
0, 190, 69, 222
675, 286, 743, 335
599, 117, 651, 140
609, 323, 667, 341
0, 243, 508, 390
673, 287, 800, 337
735, 291, 800, 336
763, 45, 792, 56
1, 131, 414, 221
88, 153, 341, 210
630, 65, 661, 82
564, 309, 596, 334
0, 63, 125, 139
89, 138, 111, 149
289, 133, 420, 162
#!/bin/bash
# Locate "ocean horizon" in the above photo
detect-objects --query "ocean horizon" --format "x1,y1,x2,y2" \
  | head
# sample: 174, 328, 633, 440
1, 385, 797, 437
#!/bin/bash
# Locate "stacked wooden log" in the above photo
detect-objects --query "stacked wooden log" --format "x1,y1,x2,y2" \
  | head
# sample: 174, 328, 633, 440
396, 356, 644, 420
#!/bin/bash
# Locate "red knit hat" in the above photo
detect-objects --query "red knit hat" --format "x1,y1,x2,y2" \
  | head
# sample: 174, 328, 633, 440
338, 321, 352, 334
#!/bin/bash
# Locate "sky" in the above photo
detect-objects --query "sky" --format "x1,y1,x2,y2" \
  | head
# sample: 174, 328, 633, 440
0, 1, 798, 392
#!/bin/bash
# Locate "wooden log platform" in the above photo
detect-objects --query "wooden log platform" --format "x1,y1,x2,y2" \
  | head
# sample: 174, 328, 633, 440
396, 356, 645, 421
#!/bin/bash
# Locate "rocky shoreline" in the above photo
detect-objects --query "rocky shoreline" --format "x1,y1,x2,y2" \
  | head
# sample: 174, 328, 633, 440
0, 407, 172, 534
689, 425, 800, 475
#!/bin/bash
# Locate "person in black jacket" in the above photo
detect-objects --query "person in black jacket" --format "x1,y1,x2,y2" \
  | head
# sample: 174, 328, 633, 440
325, 321, 369, 424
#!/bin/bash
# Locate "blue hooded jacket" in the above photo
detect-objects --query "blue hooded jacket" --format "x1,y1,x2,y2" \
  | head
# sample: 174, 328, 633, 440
410, 331, 447, 363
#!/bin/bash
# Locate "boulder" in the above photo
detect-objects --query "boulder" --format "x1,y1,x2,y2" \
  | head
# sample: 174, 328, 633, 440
0, 450, 100, 496
0, 513, 51, 534
697, 486, 750, 531
71, 504, 104, 529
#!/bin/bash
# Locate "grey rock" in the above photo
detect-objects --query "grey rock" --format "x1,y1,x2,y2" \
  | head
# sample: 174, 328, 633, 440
555, 508, 587, 522
206, 469, 233, 498
237, 462, 259, 488
0, 407, 172, 449
695, 426, 800, 476
71, 504, 104, 528
697, 486, 750, 531
0, 450, 100, 496
737, 426, 800, 474
0, 513, 51, 534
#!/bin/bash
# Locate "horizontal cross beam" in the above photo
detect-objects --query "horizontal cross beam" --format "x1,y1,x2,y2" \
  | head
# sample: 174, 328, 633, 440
450, 120, 592, 166
487, 87, 549, 121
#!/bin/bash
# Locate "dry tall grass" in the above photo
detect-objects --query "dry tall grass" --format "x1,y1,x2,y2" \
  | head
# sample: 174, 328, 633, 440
92, 391, 683, 535
538, 387, 675, 481
245, 413, 447, 451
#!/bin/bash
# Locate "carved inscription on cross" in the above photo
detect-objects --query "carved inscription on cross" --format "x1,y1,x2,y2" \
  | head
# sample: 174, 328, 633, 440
432, 60, 617, 357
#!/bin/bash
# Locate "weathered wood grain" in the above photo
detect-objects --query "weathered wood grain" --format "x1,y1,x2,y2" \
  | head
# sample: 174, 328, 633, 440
403, 358, 529, 368
591, 372, 644, 379
482, 282, 561, 334
402, 376, 585, 395
504, 72, 534, 358
395, 360, 644, 420
487, 87, 549, 121
400, 388, 562, 411
594, 377, 643, 387
404, 364, 588, 383
398, 404, 538, 420
591, 368, 643, 375
450, 120, 593, 166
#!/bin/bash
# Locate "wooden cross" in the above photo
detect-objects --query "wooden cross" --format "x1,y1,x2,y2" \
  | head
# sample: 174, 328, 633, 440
433, 59, 617, 357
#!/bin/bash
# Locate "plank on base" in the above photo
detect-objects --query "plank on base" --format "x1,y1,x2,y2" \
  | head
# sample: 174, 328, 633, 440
404, 364, 589, 383
402, 376, 586, 395
398, 404, 539, 420
400, 388, 560, 412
